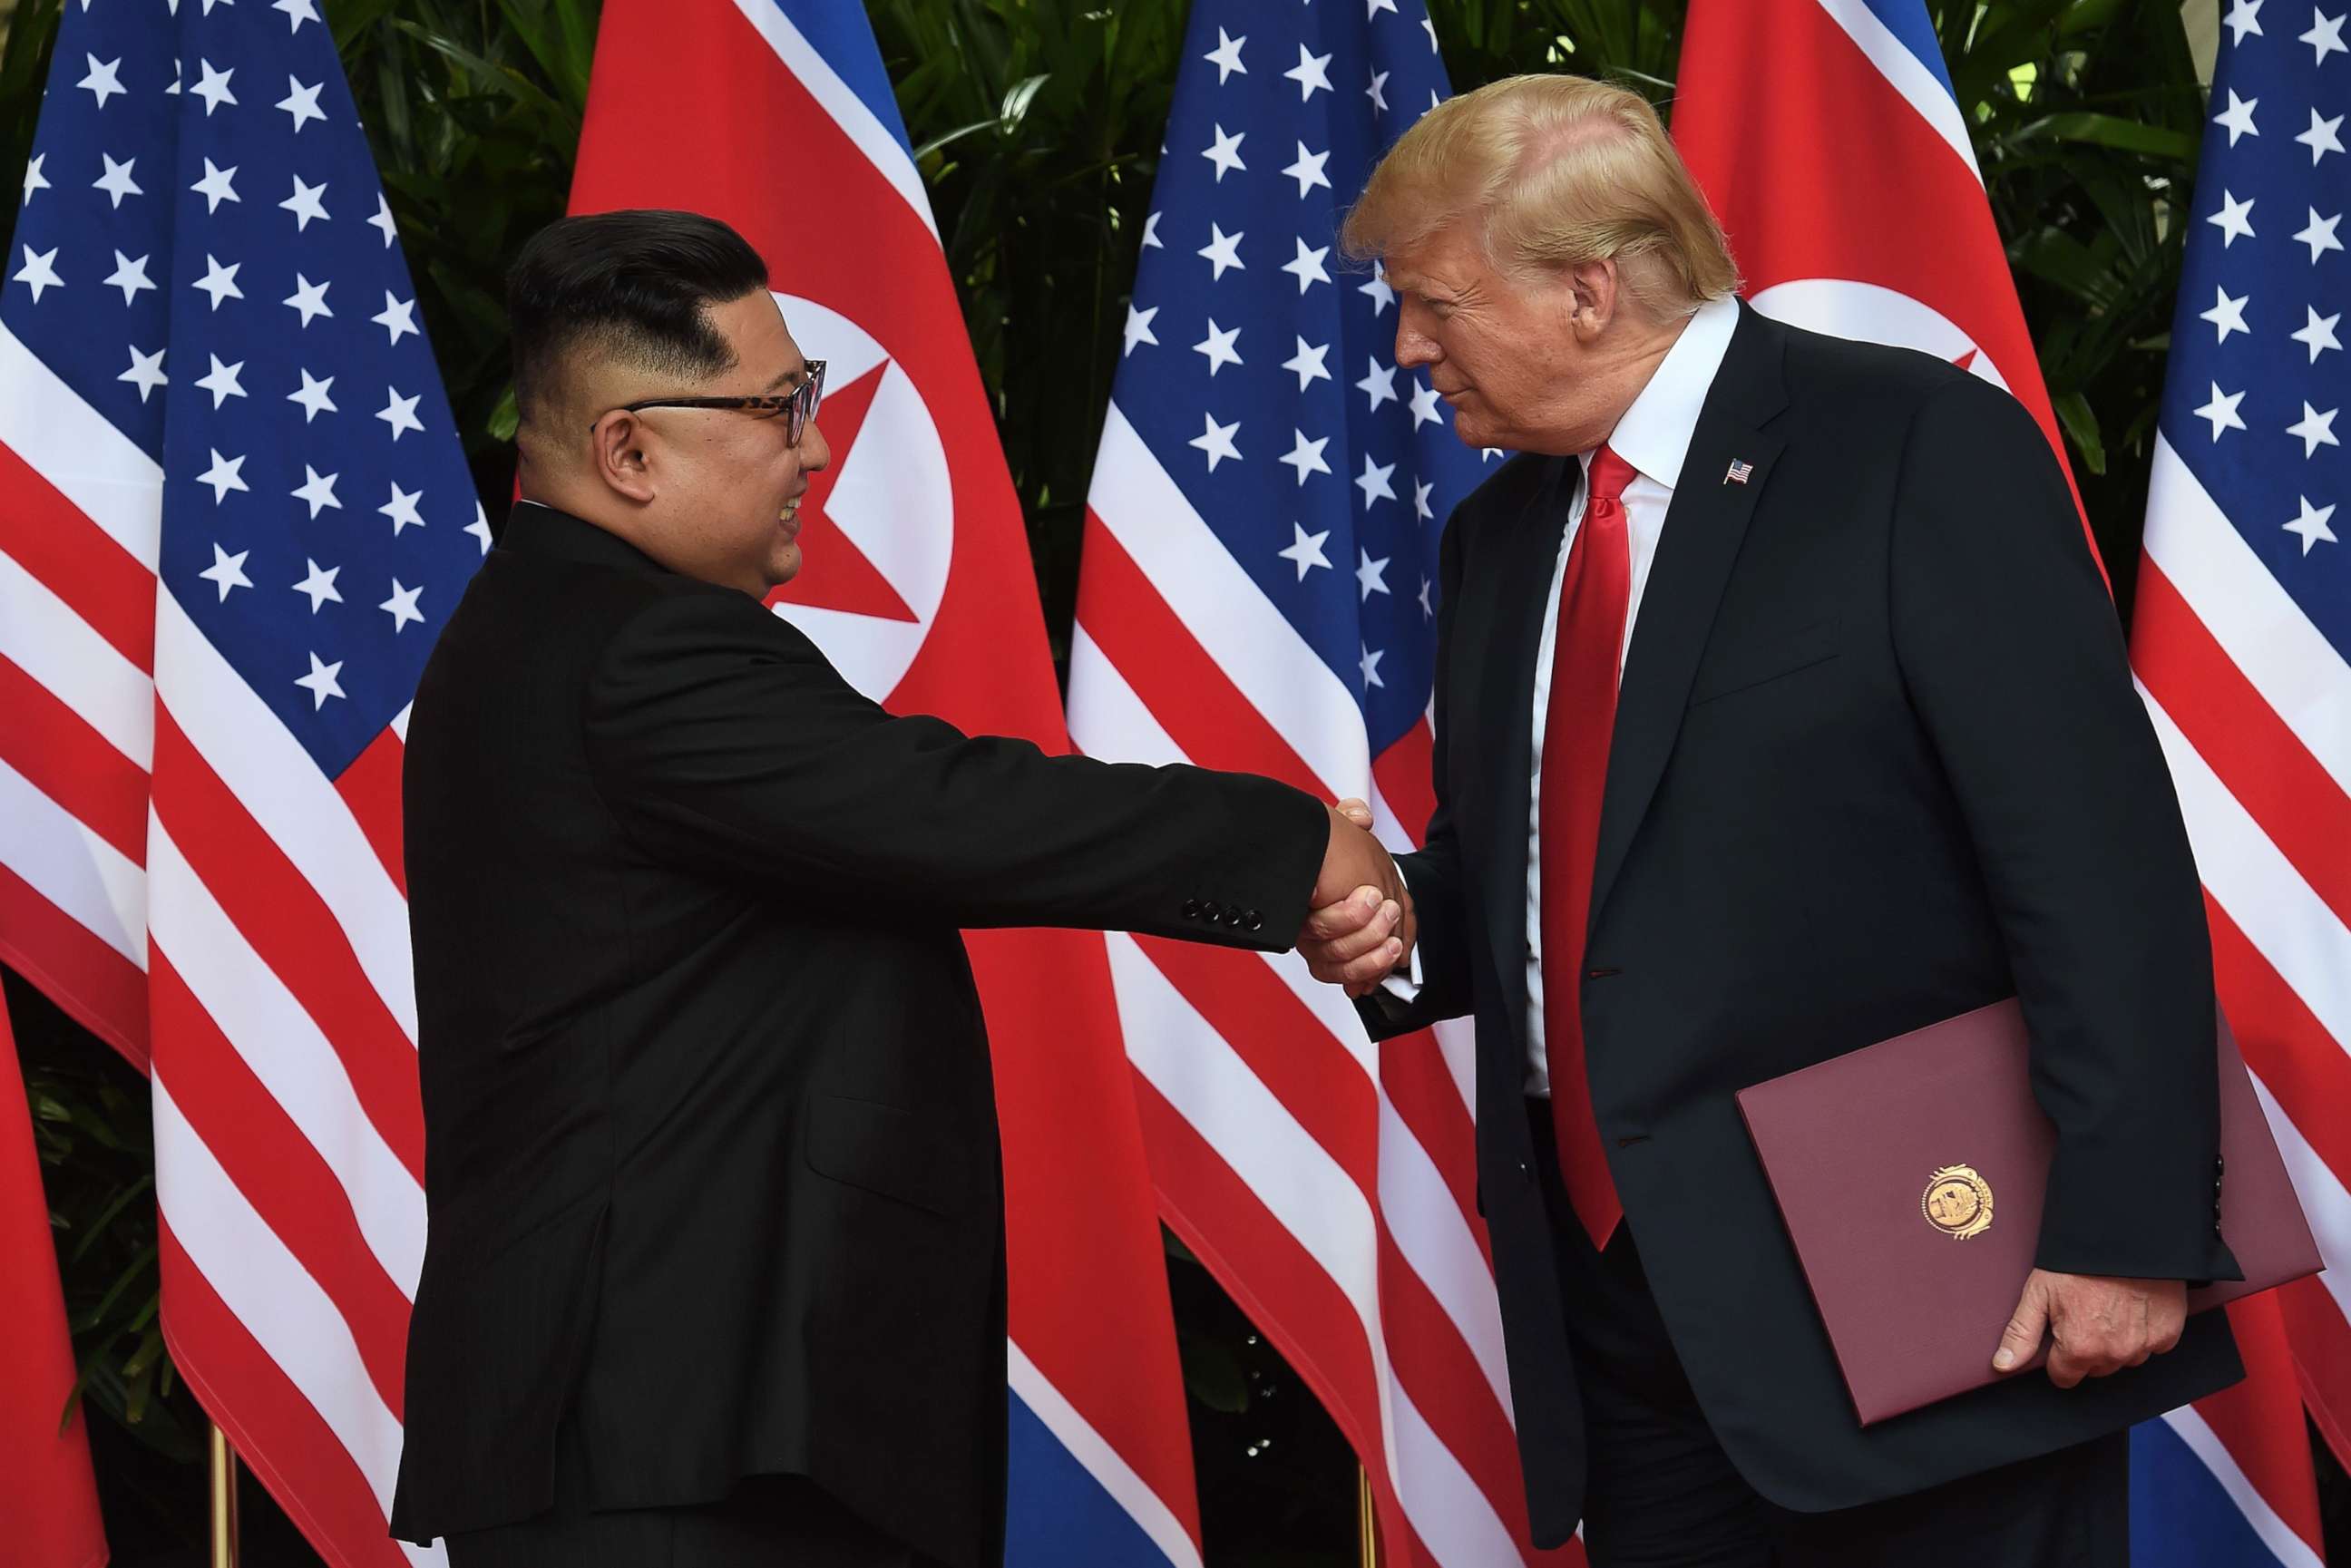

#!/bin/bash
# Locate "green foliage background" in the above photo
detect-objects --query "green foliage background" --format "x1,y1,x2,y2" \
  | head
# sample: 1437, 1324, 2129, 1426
0, 0, 2274, 1561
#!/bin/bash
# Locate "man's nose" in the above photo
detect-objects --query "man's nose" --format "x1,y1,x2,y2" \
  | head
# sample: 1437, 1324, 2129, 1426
1394, 327, 1438, 371
798, 420, 832, 473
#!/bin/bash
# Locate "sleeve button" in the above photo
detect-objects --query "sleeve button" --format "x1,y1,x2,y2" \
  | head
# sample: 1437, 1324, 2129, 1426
1202, 901, 1223, 923
1182, 900, 1201, 920
1245, 910, 1263, 931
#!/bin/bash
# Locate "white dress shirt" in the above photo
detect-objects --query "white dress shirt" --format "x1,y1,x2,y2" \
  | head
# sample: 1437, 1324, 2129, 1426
1386, 293, 1741, 1095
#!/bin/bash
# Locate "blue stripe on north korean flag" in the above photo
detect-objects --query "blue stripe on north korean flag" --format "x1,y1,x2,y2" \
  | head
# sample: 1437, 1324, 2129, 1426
1005, 1393, 1182, 1568
763, 0, 916, 161
1854, 0, 1957, 99
2132, 1413, 2323, 1568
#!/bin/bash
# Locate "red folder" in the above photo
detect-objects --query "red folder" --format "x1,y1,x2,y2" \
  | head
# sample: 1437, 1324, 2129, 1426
1736, 999, 2320, 1426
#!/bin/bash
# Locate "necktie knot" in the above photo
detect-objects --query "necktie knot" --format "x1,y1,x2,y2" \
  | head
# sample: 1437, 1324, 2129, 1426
1588, 444, 1637, 509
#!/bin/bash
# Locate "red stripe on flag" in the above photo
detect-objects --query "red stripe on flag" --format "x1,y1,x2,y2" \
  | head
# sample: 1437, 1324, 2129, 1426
2196, 1291, 2328, 1559
2136, 563, 2351, 930
0, 860, 146, 1069
0, 989, 109, 1568
1372, 721, 1437, 847
1128, 1034, 1532, 1551
151, 710, 424, 1179
1139, 934, 1488, 1269
2205, 893, 2351, 1193
1379, 1032, 1489, 1271
1076, 520, 1330, 801
0, 444, 154, 675
1133, 939, 1377, 1183
2205, 892, 2351, 1473
0, 653, 148, 864
2279, 1275, 2351, 1473
969, 927, 1205, 1546
151, 949, 411, 1420
1371, 1222, 1538, 1544
158, 1221, 411, 1568
1131, 1076, 1412, 1557
334, 729, 407, 901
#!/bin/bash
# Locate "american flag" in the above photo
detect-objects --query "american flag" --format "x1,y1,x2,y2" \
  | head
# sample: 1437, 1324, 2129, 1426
0, 2, 483, 1563
2128, 0, 2348, 1559
1066, 3, 1571, 1563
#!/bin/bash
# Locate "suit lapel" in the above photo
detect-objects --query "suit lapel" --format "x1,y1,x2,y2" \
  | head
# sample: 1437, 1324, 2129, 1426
1588, 308, 1790, 926
1476, 454, 1575, 1043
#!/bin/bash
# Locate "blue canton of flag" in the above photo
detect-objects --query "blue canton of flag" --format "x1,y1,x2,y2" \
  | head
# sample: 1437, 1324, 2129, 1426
2165, 0, 2346, 632
5, 0, 486, 775
1111, 0, 1495, 756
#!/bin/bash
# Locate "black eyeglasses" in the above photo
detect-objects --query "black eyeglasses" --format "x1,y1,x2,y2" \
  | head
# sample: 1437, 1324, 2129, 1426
597, 360, 827, 446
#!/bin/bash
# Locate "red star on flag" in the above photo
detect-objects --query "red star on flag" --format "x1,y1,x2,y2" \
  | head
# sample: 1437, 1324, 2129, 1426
768, 361, 918, 623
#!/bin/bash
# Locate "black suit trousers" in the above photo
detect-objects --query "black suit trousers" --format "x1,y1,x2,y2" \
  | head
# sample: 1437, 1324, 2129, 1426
443, 1420, 941, 1568
1530, 1104, 2129, 1568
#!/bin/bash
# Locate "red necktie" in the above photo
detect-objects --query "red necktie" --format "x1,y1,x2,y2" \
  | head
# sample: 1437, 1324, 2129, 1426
1539, 445, 1635, 1249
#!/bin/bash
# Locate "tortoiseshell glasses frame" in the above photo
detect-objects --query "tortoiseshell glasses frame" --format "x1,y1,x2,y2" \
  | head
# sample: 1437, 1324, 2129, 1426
596, 359, 826, 446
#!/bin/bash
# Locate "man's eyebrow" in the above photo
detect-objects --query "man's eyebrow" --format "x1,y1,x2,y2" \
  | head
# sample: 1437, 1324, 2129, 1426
762, 362, 807, 392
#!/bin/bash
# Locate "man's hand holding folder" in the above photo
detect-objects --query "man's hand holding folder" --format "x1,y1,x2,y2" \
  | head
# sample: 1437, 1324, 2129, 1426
1992, 1271, 2186, 1388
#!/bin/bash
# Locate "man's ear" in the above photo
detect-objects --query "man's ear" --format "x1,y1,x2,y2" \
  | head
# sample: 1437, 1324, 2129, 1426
590, 412, 658, 504
1565, 258, 1621, 343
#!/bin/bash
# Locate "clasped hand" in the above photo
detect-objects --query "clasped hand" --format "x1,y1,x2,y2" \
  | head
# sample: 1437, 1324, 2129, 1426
1297, 800, 1415, 998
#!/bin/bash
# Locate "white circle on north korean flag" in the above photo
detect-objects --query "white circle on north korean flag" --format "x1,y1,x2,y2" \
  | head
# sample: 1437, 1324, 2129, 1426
764, 290, 953, 704
1747, 278, 2014, 394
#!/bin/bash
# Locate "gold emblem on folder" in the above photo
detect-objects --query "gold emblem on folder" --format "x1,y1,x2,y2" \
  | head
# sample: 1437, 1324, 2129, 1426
1922, 1164, 1995, 1240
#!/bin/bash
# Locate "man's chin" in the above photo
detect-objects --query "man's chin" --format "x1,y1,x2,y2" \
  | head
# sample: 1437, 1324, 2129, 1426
768, 542, 803, 589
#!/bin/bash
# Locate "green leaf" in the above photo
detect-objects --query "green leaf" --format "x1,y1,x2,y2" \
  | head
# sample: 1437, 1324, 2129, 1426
2005, 112, 2198, 161
915, 112, 1008, 163
1176, 1328, 1251, 1415
66, 1173, 152, 1265
388, 17, 580, 137
1000, 71, 1051, 131
2052, 390, 2108, 476
487, 384, 522, 443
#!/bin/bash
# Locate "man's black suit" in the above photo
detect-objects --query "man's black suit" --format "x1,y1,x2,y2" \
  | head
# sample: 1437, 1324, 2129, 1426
389, 503, 1331, 1566
1361, 306, 2242, 1548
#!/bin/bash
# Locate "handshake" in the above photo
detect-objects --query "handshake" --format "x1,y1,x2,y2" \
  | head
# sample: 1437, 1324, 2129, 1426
1298, 799, 1416, 998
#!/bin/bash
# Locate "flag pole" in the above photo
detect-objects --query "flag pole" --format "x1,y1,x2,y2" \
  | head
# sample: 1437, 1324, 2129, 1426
1357, 1465, 1378, 1567
210, 1421, 240, 1568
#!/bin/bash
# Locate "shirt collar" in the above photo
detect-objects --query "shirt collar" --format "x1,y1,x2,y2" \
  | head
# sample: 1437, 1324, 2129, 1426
1593, 293, 1741, 491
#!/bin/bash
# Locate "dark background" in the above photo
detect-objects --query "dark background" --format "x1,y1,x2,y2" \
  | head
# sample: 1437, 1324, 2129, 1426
5, 0, 2341, 1562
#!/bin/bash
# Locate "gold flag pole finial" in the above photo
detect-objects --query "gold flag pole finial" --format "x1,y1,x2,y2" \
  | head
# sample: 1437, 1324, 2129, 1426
210, 1421, 241, 1568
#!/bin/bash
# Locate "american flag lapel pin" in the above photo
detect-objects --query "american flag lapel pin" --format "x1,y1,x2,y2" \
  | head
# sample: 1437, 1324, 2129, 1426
1724, 459, 1754, 486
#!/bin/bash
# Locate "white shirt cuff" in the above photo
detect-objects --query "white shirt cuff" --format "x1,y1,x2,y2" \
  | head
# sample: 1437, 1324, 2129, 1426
1380, 863, 1423, 1000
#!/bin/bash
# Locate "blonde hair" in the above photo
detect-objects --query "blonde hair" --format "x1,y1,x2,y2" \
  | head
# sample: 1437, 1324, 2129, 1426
1341, 73, 1740, 322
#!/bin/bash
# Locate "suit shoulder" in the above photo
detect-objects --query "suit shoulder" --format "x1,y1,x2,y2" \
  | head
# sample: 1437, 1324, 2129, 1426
1775, 318, 1990, 419
1771, 317, 2054, 471
1448, 449, 1556, 539
597, 573, 820, 665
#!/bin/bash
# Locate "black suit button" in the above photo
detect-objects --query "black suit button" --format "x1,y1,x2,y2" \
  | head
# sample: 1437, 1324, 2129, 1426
1202, 901, 1223, 923
1516, 1160, 1534, 1183
1182, 899, 1202, 920
1244, 910, 1263, 931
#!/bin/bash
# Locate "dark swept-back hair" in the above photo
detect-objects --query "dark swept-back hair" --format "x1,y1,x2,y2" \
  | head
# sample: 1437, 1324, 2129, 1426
507, 209, 770, 433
